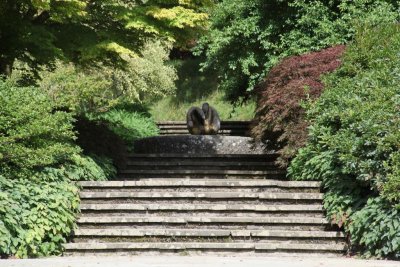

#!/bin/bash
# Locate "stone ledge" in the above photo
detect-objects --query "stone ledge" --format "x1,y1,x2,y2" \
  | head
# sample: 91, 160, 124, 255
133, 135, 268, 154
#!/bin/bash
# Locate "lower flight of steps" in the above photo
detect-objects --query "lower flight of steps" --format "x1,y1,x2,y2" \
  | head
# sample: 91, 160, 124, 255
118, 153, 286, 179
64, 177, 346, 256
157, 121, 252, 136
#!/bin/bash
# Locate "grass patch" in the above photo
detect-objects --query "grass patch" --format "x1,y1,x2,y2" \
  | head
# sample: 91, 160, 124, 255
150, 90, 255, 121
149, 58, 255, 121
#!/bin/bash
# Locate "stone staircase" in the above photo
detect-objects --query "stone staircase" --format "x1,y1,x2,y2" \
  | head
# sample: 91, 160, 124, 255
157, 121, 252, 136
64, 122, 346, 256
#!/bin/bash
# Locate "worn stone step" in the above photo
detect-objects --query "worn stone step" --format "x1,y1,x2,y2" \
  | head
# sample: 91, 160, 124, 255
76, 216, 330, 230
79, 179, 321, 189
73, 228, 344, 239
64, 241, 347, 253
124, 161, 277, 168
126, 154, 279, 160
79, 191, 323, 200
118, 170, 287, 179
159, 130, 246, 133
80, 203, 323, 212
157, 121, 252, 125
158, 124, 249, 129
77, 216, 329, 225
123, 162, 278, 171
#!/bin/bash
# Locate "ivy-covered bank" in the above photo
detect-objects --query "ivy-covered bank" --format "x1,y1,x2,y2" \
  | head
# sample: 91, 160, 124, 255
0, 80, 158, 257
288, 24, 400, 259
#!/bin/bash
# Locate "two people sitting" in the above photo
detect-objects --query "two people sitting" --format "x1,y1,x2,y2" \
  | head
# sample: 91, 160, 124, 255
186, 102, 220, 135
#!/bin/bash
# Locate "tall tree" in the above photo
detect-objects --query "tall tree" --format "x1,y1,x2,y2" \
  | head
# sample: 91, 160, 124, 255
196, 0, 400, 101
0, 0, 212, 76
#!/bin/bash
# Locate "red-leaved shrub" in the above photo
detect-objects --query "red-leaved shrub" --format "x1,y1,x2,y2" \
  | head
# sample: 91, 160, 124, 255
252, 45, 346, 167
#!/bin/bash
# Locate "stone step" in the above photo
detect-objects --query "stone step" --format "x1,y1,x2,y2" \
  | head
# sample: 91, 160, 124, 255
79, 191, 323, 200
157, 122, 250, 129
159, 130, 247, 134
124, 161, 277, 168
64, 241, 347, 254
72, 228, 344, 239
80, 203, 323, 212
77, 216, 329, 225
126, 154, 279, 159
79, 179, 321, 193
123, 162, 278, 171
77, 216, 329, 231
118, 169, 286, 179
79, 179, 321, 189
157, 121, 252, 126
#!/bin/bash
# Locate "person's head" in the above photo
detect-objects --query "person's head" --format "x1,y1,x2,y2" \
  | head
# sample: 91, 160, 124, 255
202, 102, 210, 114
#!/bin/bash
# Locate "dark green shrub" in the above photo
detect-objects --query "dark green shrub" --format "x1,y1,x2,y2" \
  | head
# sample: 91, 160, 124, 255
288, 24, 400, 258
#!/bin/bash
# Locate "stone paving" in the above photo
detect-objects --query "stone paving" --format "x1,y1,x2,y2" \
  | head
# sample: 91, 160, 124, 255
1, 256, 399, 267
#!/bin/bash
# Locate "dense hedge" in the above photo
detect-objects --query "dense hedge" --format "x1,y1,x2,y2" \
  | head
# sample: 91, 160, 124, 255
288, 24, 400, 259
252, 45, 345, 167
197, 0, 400, 101
0, 80, 112, 257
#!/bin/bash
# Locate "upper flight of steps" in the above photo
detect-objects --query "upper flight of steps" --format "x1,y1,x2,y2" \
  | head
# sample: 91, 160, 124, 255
157, 121, 252, 136
64, 144, 347, 256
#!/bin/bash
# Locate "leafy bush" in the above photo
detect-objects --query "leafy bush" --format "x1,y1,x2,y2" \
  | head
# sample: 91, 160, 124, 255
90, 108, 159, 149
252, 45, 345, 167
196, 0, 399, 101
39, 41, 177, 114
0, 80, 113, 257
0, 80, 79, 171
288, 24, 400, 258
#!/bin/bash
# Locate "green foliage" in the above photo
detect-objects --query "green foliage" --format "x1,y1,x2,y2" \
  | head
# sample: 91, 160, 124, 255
0, 172, 79, 257
349, 198, 400, 259
0, 79, 114, 257
90, 107, 160, 148
0, 79, 79, 171
0, 0, 211, 76
196, 0, 400, 101
38, 41, 177, 114
288, 24, 400, 258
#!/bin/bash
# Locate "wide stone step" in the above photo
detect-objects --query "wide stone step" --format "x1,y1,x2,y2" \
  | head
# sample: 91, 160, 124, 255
64, 241, 347, 254
80, 203, 323, 212
118, 169, 286, 179
72, 228, 344, 239
125, 161, 277, 168
157, 121, 251, 126
158, 124, 250, 129
77, 216, 329, 225
79, 179, 321, 189
79, 191, 323, 200
126, 154, 279, 160
77, 216, 329, 231
123, 162, 278, 171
